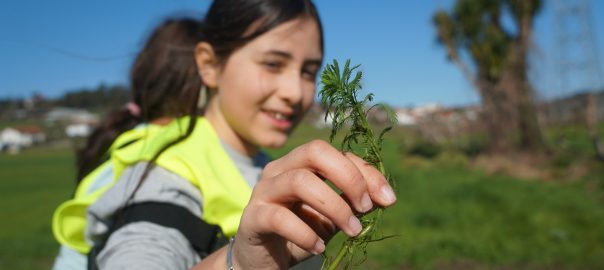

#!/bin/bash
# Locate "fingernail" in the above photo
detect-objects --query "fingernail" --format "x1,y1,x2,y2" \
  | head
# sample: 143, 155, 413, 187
348, 216, 362, 236
312, 239, 325, 255
360, 192, 372, 212
381, 186, 396, 204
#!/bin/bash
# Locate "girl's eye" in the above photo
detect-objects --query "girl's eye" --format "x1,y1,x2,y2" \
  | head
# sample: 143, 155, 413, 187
302, 68, 319, 81
262, 61, 283, 72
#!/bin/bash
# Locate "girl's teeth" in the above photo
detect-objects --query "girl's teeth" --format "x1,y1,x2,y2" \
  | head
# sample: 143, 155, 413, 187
274, 112, 286, 120
267, 110, 291, 120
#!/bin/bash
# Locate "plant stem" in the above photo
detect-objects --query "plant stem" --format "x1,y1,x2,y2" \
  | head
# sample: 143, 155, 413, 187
327, 242, 348, 270
355, 103, 386, 175
323, 101, 391, 270
325, 198, 385, 269
320, 59, 395, 270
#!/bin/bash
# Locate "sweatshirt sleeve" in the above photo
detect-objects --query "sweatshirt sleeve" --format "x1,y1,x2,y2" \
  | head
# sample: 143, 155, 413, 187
86, 162, 204, 270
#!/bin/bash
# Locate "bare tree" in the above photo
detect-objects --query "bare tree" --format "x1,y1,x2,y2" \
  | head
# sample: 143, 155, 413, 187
433, 0, 545, 152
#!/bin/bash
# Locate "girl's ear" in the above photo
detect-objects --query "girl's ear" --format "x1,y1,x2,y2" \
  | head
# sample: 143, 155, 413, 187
194, 42, 220, 88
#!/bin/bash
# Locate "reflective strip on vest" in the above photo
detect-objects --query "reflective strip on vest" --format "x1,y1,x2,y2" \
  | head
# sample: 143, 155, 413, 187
52, 117, 251, 254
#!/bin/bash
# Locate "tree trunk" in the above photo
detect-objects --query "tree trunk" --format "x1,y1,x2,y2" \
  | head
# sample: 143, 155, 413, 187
512, 12, 546, 151
478, 79, 516, 153
516, 80, 545, 151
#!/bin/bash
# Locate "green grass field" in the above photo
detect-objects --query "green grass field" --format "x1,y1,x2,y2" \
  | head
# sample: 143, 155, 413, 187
0, 148, 74, 270
1, 125, 604, 269
373, 160, 604, 269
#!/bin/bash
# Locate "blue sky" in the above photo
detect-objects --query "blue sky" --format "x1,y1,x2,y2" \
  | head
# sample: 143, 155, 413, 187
1, 0, 603, 107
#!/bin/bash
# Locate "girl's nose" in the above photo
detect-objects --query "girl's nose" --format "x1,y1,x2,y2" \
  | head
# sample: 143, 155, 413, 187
278, 71, 304, 105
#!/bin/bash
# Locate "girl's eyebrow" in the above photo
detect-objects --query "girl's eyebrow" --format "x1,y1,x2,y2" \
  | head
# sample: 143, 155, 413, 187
264, 50, 292, 59
263, 50, 322, 65
305, 59, 322, 67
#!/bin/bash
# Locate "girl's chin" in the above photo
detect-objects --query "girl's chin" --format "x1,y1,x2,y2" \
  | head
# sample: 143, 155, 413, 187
257, 135, 289, 149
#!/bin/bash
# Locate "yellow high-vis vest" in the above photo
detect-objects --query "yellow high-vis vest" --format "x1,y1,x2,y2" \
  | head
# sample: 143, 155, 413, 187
52, 117, 252, 254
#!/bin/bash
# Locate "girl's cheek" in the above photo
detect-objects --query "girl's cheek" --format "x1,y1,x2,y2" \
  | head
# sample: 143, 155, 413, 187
300, 95, 315, 116
306, 85, 317, 103
257, 72, 278, 98
306, 90, 315, 105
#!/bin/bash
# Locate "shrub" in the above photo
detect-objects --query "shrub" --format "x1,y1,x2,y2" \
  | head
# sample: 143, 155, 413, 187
408, 141, 442, 158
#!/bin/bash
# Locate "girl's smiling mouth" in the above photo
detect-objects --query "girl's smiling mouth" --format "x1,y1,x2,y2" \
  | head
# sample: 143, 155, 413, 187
262, 109, 295, 130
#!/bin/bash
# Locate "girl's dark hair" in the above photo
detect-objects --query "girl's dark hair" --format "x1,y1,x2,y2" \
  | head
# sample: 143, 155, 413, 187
76, 18, 204, 182
77, 0, 324, 184
202, 0, 324, 63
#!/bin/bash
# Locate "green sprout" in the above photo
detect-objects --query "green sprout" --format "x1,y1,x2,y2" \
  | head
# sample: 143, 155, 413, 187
319, 59, 397, 270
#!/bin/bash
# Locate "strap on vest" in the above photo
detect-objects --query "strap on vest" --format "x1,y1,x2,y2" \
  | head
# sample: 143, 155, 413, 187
87, 202, 228, 269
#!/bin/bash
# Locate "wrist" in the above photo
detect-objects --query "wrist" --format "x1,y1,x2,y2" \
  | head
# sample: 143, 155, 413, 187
227, 236, 247, 270
226, 236, 236, 270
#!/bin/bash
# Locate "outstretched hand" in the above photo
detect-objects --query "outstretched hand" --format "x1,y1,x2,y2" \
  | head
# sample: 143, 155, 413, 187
233, 140, 397, 269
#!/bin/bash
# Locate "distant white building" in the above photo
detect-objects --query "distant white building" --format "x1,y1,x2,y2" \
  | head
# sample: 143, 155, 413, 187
65, 123, 93, 138
413, 103, 443, 117
395, 108, 416, 126
0, 125, 46, 153
392, 103, 444, 126
0, 128, 30, 148
46, 107, 99, 124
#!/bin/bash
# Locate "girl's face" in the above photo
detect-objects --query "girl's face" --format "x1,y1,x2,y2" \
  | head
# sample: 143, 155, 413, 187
199, 17, 323, 155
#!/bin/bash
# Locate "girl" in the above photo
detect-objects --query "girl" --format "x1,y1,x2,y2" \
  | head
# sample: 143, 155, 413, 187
57, 0, 397, 269
52, 17, 206, 269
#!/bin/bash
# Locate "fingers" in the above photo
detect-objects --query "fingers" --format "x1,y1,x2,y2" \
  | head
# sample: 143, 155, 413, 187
292, 203, 336, 241
256, 169, 362, 237
249, 203, 326, 255
248, 139, 397, 260
343, 152, 396, 207
263, 140, 372, 213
